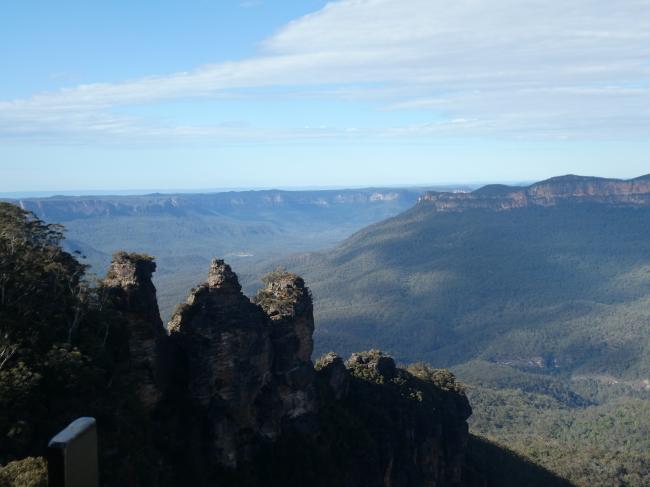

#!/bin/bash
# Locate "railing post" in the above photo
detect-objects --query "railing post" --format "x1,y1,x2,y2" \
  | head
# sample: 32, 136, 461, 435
47, 417, 99, 487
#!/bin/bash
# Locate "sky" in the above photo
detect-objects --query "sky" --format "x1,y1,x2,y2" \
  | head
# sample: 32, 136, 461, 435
1, 0, 649, 193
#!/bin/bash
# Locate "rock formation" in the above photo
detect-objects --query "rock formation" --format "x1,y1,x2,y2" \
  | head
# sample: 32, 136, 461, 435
312, 350, 472, 487
253, 270, 318, 423
101, 252, 165, 409
167, 259, 273, 468
314, 352, 349, 400
100, 255, 477, 486
419, 174, 650, 212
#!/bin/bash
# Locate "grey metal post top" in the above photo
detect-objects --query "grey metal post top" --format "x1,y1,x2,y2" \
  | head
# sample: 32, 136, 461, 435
48, 417, 96, 447
47, 417, 99, 487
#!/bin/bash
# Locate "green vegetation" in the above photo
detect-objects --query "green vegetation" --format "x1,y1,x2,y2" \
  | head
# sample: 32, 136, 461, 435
283, 201, 650, 486
0, 203, 157, 485
465, 435, 573, 487
407, 362, 465, 392
465, 378, 650, 487
0, 457, 47, 487
451, 359, 650, 486
252, 267, 305, 316
7, 192, 650, 485
0, 202, 97, 461
288, 204, 650, 373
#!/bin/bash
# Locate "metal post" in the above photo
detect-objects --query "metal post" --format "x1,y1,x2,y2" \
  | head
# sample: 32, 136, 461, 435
47, 417, 99, 487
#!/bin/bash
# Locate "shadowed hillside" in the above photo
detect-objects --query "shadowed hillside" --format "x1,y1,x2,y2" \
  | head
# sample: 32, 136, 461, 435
279, 174, 650, 486
286, 175, 650, 375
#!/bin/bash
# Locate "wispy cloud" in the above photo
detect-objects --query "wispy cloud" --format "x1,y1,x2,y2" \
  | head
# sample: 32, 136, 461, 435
1, 0, 649, 143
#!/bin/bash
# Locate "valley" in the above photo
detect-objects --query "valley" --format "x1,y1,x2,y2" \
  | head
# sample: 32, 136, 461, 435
5, 175, 650, 485
8, 187, 465, 320
279, 174, 650, 486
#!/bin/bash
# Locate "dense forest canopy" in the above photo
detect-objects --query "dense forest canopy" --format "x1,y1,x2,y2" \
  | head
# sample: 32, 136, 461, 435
0, 202, 156, 485
279, 177, 650, 486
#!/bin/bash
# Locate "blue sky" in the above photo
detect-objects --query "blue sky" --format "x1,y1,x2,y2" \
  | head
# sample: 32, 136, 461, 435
1, 0, 649, 193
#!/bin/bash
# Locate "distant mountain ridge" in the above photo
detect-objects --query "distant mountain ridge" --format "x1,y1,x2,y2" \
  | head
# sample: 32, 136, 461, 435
419, 174, 650, 211
5, 186, 474, 320
281, 173, 650, 375
9, 187, 457, 221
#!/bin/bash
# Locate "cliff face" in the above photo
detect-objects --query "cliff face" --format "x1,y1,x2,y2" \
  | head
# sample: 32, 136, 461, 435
167, 260, 274, 468
101, 252, 165, 410
323, 351, 472, 487
9, 189, 427, 221
102, 255, 476, 486
419, 174, 650, 212
253, 271, 318, 423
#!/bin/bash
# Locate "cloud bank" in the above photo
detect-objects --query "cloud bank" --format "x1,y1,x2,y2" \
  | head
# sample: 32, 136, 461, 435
1, 0, 649, 142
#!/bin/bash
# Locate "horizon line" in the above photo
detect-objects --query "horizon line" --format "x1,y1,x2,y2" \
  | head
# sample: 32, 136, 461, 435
0, 182, 495, 199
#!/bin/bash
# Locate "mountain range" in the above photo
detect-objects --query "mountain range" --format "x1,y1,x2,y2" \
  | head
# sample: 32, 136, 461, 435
285, 174, 650, 375
5, 175, 650, 485
5, 186, 469, 319
278, 174, 650, 486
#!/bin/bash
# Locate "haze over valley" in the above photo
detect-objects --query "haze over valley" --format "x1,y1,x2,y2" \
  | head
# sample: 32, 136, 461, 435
6, 186, 470, 319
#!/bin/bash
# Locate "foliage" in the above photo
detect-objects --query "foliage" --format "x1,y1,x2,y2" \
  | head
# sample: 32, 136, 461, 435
0, 457, 47, 487
346, 349, 395, 384
464, 367, 650, 487
465, 435, 573, 487
0, 203, 100, 461
287, 204, 650, 377
407, 362, 464, 392
259, 267, 294, 286
0, 202, 87, 355
0, 203, 156, 484
253, 267, 306, 318
282, 202, 650, 486
112, 251, 155, 262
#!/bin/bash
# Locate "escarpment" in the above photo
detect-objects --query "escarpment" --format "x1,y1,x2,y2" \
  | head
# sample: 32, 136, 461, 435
166, 259, 274, 468
102, 255, 478, 486
253, 270, 318, 423
419, 174, 650, 212
101, 251, 166, 409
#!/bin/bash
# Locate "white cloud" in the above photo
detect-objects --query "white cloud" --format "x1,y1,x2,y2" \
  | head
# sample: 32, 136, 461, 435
1, 0, 649, 142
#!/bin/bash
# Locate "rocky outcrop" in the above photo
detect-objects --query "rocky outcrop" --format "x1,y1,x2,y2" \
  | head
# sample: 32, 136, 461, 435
315, 352, 349, 400
254, 270, 317, 422
419, 174, 650, 212
310, 350, 472, 487
102, 251, 164, 330
98, 256, 477, 486
101, 252, 165, 409
167, 259, 273, 468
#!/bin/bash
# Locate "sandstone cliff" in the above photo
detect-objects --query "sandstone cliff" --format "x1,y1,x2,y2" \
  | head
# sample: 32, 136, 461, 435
100, 254, 476, 486
419, 174, 650, 212
101, 251, 165, 410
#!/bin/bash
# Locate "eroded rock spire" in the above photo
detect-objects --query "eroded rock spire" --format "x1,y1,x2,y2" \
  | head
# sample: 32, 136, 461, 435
102, 252, 165, 409
167, 258, 272, 467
